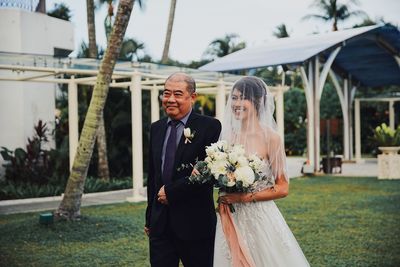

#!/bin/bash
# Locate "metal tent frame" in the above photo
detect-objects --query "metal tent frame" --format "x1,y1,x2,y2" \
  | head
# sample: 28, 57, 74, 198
201, 25, 400, 172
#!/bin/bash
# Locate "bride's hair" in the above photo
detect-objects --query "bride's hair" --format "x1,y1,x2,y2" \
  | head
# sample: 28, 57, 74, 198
232, 76, 267, 116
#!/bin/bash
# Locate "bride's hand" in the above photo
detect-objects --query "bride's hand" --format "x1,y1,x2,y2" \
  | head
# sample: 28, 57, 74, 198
219, 193, 246, 204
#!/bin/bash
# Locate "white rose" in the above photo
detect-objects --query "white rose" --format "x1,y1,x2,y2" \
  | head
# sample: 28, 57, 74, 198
214, 151, 227, 161
237, 156, 249, 168
228, 151, 240, 164
183, 128, 191, 138
210, 160, 228, 177
249, 154, 263, 171
231, 144, 245, 156
234, 166, 255, 186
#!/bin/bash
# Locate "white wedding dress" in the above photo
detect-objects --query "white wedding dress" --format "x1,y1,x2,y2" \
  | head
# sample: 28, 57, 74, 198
213, 178, 310, 267
214, 76, 310, 266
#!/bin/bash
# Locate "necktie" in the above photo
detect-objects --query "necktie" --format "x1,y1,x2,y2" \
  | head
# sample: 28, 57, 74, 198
163, 120, 179, 185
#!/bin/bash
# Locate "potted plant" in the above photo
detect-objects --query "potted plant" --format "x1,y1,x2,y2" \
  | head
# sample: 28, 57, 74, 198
372, 123, 400, 179
372, 123, 400, 154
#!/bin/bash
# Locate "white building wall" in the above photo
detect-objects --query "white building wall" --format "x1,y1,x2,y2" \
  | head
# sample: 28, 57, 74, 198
0, 8, 74, 177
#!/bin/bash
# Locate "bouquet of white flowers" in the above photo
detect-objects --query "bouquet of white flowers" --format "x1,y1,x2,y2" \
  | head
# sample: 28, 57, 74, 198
186, 140, 274, 197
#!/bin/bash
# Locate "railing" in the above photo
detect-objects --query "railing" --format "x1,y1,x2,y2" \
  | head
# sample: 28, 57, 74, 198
0, 0, 40, 12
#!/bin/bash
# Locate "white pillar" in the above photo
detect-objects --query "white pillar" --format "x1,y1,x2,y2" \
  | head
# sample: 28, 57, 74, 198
389, 100, 395, 130
343, 79, 350, 160
275, 86, 285, 140
300, 64, 314, 168
329, 70, 349, 160
151, 84, 160, 123
355, 99, 362, 162
314, 57, 320, 172
216, 78, 226, 123
127, 72, 146, 202
349, 85, 356, 160
68, 76, 79, 170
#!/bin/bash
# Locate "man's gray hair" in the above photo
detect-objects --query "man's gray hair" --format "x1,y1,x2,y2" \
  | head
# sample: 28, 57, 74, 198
165, 72, 196, 94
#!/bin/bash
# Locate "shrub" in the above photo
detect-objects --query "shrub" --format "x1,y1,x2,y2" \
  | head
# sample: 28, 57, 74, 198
372, 123, 400, 147
0, 120, 69, 185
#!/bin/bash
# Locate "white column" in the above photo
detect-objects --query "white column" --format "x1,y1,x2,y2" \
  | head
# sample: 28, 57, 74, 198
354, 99, 362, 162
151, 84, 160, 123
68, 76, 79, 170
314, 57, 320, 172
329, 70, 349, 160
275, 86, 285, 140
389, 100, 395, 130
216, 78, 226, 123
349, 85, 356, 160
127, 72, 146, 202
300, 64, 314, 168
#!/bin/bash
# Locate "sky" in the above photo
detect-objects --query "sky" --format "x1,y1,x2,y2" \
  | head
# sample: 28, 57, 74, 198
47, 0, 400, 63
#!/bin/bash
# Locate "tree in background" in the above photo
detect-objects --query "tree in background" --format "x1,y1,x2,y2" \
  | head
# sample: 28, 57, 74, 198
161, 0, 177, 64
56, 0, 136, 220
86, 0, 111, 181
284, 88, 307, 155
203, 34, 246, 60
86, 0, 97, 59
119, 38, 145, 61
47, 3, 71, 21
303, 0, 366, 31
273, 23, 290, 38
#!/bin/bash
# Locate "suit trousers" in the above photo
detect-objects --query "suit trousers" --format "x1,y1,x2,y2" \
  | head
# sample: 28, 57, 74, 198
149, 219, 214, 267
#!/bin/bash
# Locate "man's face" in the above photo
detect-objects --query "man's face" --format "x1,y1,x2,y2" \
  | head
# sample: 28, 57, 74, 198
162, 77, 196, 120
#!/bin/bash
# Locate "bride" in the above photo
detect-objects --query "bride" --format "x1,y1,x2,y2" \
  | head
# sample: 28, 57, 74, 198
213, 76, 309, 267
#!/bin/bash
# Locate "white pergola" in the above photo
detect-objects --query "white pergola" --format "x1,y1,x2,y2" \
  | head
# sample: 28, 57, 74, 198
0, 52, 287, 201
201, 25, 400, 172
354, 95, 400, 162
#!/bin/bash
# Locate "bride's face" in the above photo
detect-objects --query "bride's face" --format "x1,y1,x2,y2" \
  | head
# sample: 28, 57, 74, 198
231, 88, 256, 120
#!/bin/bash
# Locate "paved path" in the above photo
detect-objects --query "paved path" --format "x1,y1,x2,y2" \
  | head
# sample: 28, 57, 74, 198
0, 189, 135, 215
0, 157, 378, 215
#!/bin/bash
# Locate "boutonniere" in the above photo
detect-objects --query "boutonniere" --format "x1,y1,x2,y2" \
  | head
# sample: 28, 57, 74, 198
184, 127, 195, 144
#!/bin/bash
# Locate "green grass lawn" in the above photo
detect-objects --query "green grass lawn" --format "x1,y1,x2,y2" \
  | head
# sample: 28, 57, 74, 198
1, 176, 399, 267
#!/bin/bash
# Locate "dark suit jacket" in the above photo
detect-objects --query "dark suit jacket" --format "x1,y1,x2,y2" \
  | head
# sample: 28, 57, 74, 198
145, 111, 221, 240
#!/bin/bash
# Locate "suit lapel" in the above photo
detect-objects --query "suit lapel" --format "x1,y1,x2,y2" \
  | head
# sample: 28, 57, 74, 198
154, 118, 168, 177
174, 112, 199, 171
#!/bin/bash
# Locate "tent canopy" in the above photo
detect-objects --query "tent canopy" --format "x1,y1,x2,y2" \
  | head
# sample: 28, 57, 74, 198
200, 25, 400, 87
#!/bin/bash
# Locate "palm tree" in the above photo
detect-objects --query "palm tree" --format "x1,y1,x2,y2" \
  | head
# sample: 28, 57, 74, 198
56, 0, 136, 220
86, 0, 110, 181
161, 0, 177, 64
102, 0, 115, 40
47, 3, 71, 21
273, 24, 290, 38
303, 0, 366, 31
100, 0, 144, 41
203, 34, 246, 60
119, 38, 145, 61
86, 0, 97, 59
352, 16, 382, 28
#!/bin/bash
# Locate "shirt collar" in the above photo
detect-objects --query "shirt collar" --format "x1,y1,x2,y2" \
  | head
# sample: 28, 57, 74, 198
167, 108, 192, 126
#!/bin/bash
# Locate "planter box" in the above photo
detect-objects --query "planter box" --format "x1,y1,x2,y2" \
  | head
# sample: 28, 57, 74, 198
378, 147, 400, 179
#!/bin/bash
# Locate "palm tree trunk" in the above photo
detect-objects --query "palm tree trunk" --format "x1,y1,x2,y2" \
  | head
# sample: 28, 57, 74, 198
161, 0, 177, 64
96, 117, 110, 180
56, 0, 135, 220
86, 0, 97, 58
333, 18, 338, 31
87, 0, 110, 180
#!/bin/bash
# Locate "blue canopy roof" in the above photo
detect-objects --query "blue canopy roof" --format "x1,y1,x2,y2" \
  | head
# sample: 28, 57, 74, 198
200, 25, 400, 87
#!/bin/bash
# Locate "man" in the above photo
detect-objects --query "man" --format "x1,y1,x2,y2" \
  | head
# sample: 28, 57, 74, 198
145, 72, 221, 267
